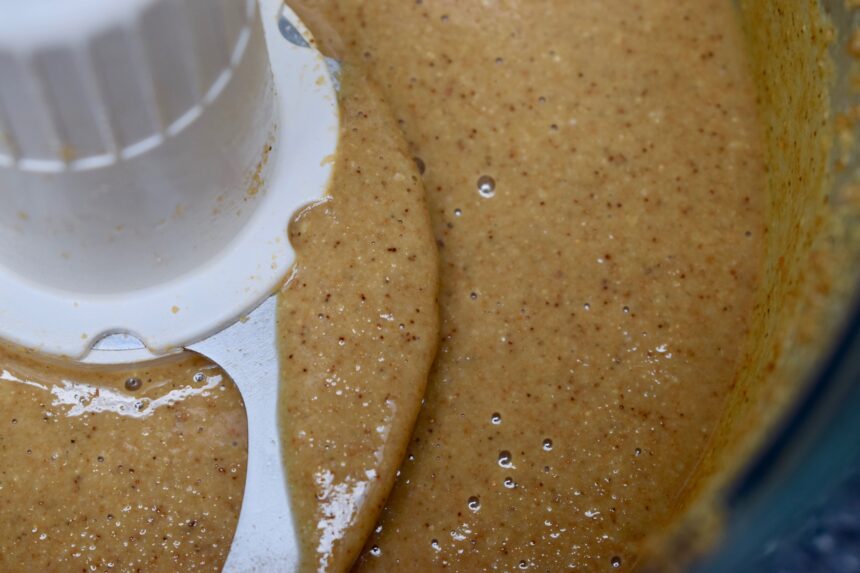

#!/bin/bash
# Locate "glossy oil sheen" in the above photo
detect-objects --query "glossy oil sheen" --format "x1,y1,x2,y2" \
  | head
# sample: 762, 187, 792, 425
0, 347, 247, 572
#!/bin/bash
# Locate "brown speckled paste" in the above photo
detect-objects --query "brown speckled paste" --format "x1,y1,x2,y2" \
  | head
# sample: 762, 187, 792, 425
286, 0, 767, 571
642, 3, 859, 568
1, 0, 819, 570
0, 346, 246, 572
277, 65, 440, 573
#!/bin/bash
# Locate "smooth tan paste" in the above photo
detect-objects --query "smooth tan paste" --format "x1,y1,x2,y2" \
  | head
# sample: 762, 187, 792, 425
0, 348, 246, 572
285, 0, 767, 571
0, 0, 777, 571
277, 65, 439, 573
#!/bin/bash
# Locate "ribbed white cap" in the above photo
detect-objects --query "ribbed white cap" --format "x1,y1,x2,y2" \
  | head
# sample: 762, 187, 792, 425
0, 0, 256, 171
0, 0, 339, 359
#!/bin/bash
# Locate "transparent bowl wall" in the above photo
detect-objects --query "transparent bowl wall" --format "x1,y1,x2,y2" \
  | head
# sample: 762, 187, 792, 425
696, 2, 860, 571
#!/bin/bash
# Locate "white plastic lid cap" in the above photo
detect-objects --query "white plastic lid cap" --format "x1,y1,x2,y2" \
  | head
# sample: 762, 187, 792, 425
0, 0, 339, 358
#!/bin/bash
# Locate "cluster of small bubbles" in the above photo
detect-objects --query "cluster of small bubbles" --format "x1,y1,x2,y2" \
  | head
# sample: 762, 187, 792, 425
193, 372, 206, 383
369, 545, 382, 557
467, 496, 481, 512
454, 208, 462, 217
498, 450, 513, 468
611, 556, 622, 568
124, 377, 142, 391
503, 477, 517, 489
477, 175, 496, 198
491, 412, 502, 425
542, 438, 554, 452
